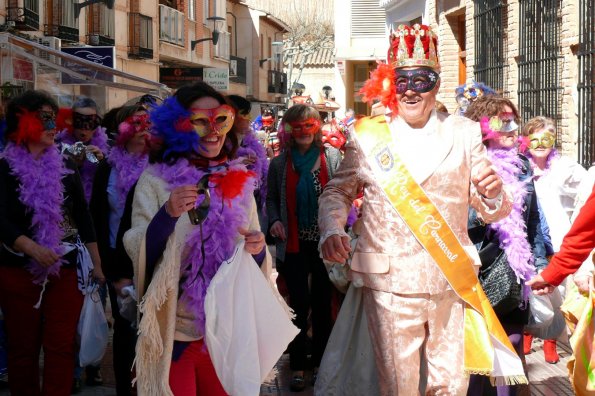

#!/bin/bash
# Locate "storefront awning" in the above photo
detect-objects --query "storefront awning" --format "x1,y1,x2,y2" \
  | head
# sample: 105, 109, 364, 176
0, 32, 170, 107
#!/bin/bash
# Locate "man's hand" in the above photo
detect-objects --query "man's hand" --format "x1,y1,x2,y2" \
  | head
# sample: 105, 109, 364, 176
166, 185, 198, 218
526, 274, 556, 295
472, 161, 503, 199
321, 235, 351, 264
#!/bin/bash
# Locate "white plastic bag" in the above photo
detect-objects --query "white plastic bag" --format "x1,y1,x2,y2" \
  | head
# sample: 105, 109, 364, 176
204, 242, 299, 396
77, 285, 109, 367
526, 287, 565, 339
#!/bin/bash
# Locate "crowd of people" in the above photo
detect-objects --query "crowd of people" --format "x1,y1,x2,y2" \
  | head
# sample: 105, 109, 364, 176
0, 22, 593, 396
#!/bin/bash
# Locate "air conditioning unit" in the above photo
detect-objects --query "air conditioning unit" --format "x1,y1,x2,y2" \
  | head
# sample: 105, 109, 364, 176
34, 36, 61, 69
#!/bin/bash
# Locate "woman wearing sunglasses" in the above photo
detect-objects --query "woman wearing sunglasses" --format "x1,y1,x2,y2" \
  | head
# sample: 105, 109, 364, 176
520, 116, 588, 364
57, 97, 109, 203
89, 104, 152, 395
267, 104, 342, 391
464, 96, 548, 396
123, 82, 272, 395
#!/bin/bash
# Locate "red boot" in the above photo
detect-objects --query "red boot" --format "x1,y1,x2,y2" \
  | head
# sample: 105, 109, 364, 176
523, 333, 533, 355
544, 339, 560, 364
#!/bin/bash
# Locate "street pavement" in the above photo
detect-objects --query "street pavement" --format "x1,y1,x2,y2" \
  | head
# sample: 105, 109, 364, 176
0, 305, 575, 396
0, 259, 576, 395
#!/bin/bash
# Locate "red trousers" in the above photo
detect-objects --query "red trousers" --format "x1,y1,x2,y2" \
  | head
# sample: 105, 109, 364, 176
168, 340, 227, 396
0, 265, 83, 396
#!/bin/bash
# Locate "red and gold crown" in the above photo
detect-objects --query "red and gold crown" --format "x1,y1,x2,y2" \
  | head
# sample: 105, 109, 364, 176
388, 24, 440, 71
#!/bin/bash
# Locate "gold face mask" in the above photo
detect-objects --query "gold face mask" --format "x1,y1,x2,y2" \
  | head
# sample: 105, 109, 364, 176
189, 104, 236, 137
528, 130, 556, 150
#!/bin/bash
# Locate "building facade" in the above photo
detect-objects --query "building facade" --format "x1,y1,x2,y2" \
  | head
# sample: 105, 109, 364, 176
0, 0, 288, 112
335, 0, 592, 165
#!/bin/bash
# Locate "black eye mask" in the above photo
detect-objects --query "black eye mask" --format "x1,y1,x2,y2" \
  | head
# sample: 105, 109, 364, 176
395, 68, 440, 94
38, 110, 56, 131
73, 112, 101, 131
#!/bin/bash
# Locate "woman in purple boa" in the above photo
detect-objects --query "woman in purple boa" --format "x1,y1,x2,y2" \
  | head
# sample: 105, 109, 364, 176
89, 104, 151, 395
0, 90, 103, 396
123, 82, 267, 395
465, 96, 548, 396
57, 97, 110, 202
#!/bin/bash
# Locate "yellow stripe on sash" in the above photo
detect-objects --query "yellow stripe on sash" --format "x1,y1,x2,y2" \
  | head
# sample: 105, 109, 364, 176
354, 116, 520, 377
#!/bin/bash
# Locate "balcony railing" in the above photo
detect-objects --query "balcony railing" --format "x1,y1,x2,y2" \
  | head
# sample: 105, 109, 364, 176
87, 34, 115, 46
230, 55, 246, 84
159, 4, 184, 47
44, 24, 79, 42
129, 13, 154, 59
7, 0, 40, 31
214, 31, 230, 61
268, 70, 287, 94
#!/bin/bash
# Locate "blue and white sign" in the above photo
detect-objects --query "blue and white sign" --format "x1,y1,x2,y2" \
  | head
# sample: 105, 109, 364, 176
61, 46, 115, 85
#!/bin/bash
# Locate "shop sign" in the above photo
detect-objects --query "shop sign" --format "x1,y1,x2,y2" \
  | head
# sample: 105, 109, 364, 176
203, 68, 229, 91
160, 68, 203, 89
61, 46, 115, 85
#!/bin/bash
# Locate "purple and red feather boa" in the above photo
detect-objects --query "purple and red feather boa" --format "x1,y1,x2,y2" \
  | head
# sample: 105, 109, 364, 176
150, 158, 256, 335
2, 143, 72, 284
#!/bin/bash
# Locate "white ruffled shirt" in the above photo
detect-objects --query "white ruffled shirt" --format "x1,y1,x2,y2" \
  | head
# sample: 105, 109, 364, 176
533, 156, 587, 251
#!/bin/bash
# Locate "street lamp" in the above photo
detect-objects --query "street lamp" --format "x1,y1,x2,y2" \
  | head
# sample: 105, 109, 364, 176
259, 41, 284, 67
74, 0, 114, 19
191, 16, 226, 51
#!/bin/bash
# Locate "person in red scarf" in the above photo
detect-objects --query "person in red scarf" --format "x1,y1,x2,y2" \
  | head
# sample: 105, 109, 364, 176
266, 104, 342, 391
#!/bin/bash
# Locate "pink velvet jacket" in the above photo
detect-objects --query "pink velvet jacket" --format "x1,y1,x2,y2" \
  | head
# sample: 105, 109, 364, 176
318, 112, 513, 294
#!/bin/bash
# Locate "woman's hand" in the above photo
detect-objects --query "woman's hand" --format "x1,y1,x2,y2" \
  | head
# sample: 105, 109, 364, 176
239, 228, 265, 255
92, 266, 106, 285
86, 144, 105, 161
13, 236, 59, 267
27, 242, 60, 267
269, 220, 286, 241
166, 185, 198, 218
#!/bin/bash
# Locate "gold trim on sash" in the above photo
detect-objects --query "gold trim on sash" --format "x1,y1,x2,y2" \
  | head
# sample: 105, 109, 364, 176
354, 116, 527, 384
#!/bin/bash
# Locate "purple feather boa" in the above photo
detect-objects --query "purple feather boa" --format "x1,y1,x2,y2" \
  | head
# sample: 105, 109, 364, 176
58, 127, 109, 202
2, 143, 72, 284
525, 148, 560, 178
150, 157, 256, 335
236, 131, 269, 212
486, 148, 536, 299
107, 146, 149, 206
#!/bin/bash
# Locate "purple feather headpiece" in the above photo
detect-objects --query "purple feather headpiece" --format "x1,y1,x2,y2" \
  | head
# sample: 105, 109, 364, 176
149, 96, 203, 160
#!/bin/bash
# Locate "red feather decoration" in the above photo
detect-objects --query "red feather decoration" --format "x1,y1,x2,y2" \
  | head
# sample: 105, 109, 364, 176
358, 62, 399, 116
56, 108, 73, 133
174, 118, 193, 133
13, 109, 44, 144
210, 169, 256, 204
